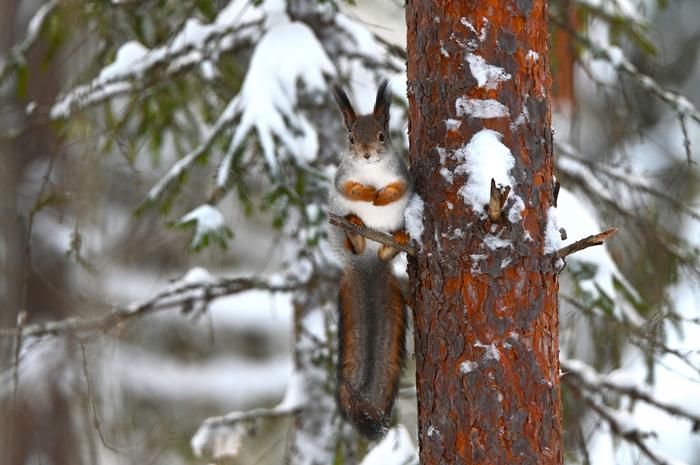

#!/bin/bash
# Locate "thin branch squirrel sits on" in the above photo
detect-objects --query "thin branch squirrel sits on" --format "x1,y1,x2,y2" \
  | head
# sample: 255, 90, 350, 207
328, 80, 412, 440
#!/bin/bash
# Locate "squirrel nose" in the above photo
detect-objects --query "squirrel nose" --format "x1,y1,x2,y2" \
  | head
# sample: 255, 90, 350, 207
363, 153, 371, 159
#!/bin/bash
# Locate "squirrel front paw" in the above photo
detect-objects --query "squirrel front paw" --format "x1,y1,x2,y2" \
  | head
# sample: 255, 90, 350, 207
378, 230, 410, 261
344, 214, 366, 255
343, 181, 377, 202
373, 182, 407, 206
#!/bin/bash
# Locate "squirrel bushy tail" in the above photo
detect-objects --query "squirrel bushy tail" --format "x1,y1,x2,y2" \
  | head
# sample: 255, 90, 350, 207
337, 259, 406, 440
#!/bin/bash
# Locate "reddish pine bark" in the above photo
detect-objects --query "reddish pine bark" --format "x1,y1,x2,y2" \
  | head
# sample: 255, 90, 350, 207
405, 2, 563, 465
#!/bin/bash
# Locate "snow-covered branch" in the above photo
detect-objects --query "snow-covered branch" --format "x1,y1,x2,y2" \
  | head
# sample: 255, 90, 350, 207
191, 405, 302, 460
0, 272, 302, 339
142, 97, 240, 207
50, 6, 263, 120
564, 377, 689, 465
555, 21, 700, 128
562, 358, 700, 428
555, 142, 700, 222
0, 0, 58, 84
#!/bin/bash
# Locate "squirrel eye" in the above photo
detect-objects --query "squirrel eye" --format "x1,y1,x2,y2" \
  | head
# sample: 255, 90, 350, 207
378, 132, 385, 143
348, 134, 355, 145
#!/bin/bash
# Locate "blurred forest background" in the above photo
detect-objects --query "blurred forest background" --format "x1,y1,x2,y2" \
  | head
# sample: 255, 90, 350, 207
1, 0, 699, 464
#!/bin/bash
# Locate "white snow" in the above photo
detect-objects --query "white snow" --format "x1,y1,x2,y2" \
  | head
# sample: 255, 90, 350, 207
526, 50, 539, 63
51, 0, 266, 120
180, 266, 216, 285
445, 118, 461, 131
360, 425, 419, 465
543, 206, 562, 254
465, 53, 511, 90
508, 195, 525, 223
98, 41, 149, 82
475, 341, 500, 361
454, 129, 515, 215
483, 234, 511, 250
178, 204, 229, 249
219, 18, 334, 179
556, 187, 643, 323
460, 360, 478, 373
455, 97, 509, 119
404, 194, 425, 246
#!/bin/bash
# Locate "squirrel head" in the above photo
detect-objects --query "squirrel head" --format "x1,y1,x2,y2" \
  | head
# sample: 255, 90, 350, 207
332, 80, 393, 164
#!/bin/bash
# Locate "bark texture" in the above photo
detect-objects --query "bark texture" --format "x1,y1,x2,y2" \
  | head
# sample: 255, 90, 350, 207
405, 2, 563, 465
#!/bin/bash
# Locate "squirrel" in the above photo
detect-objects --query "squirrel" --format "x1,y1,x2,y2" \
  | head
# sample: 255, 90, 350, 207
328, 79, 412, 440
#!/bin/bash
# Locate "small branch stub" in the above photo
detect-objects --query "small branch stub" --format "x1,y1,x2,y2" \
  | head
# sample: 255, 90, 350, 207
555, 227, 618, 258
328, 213, 416, 255
488, 178, 511, 222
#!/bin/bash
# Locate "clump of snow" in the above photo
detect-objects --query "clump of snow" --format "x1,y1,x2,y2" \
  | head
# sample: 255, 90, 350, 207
440, 41, 449, 57
526, 50, 539, 63
508, 195, 525, 223
404, 194, 425, 246
454, 129, 515, 215
437, 147, 454, 184
459, 17, 489, 42
445, 118, 461, 131
178, 204, 231, 250
180, 267, 216, 285
99, 41, 149, 82
483, 234, 511, 250
510, 105, 530, 131
465, 53, 511, 90
475, 341, 500, 361
455, 97, 509, 119
544, 206, 562, 254
277, 370, 307, 410
460, 360, 478, 373
360, 425, 419, 465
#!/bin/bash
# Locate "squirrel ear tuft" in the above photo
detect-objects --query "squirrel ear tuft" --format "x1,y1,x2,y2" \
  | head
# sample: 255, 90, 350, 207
373, 79, 392, 130
332, 84, 357, 131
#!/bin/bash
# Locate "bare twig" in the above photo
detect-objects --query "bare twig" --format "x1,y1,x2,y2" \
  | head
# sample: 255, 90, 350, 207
0, 276, 302, 339
555, 228, 618, 258
328, 213, 416, 255
679, 114, 695, 165
12, 310, 27, 400
80, 342, 121, 454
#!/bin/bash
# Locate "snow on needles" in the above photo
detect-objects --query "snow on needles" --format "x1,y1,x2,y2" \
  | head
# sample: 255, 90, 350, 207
217, 13, 334, 183
178, 204, 230, 250
455, 129, 515, 215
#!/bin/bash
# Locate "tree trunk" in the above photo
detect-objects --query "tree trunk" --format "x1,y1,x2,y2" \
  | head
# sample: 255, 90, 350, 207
405, 2, 563, 465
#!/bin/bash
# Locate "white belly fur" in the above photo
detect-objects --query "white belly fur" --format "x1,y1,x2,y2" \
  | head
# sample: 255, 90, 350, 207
337, 192, 409, 231
336, 161, 409, 231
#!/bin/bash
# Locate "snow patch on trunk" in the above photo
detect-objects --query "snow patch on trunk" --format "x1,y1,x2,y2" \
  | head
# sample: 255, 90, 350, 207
454, 129, 515, 215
